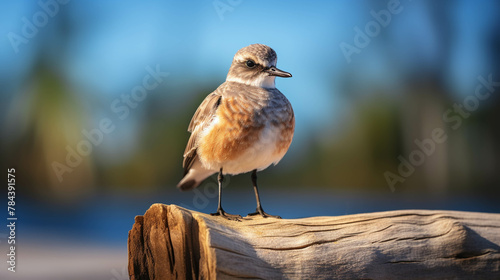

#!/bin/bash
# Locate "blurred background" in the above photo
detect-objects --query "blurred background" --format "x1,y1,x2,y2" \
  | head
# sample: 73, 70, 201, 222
1, 0, 500, 279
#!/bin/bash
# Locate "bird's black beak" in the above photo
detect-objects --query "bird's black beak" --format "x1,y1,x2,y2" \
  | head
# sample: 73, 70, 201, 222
265, 66, 292, 78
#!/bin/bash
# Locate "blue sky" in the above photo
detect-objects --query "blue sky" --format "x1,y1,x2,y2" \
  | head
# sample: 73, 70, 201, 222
1, 0, 498, 150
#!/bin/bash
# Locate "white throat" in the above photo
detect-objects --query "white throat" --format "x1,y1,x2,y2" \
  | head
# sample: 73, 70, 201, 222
226, 75, 276, 89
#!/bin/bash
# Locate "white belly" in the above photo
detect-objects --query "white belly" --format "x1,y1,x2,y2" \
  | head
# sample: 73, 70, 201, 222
222, 124, 286, 175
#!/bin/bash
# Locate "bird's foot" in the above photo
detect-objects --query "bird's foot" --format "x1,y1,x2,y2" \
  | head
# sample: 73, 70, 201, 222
211, 208, 242, 221
247, 207, 281, 219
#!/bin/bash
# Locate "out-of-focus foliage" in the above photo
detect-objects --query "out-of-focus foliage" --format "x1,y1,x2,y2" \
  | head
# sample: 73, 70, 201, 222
1, 0, 499, 205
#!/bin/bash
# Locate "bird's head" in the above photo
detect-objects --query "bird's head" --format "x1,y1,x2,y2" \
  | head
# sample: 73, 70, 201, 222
226, 44, 292, 89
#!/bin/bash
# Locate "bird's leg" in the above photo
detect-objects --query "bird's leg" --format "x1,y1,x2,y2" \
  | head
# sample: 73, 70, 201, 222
247, 170, 281, 219
211, 168, 241, 221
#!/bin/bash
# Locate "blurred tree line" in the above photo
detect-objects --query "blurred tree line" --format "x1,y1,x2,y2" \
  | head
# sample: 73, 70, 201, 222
1, 1, 499, 205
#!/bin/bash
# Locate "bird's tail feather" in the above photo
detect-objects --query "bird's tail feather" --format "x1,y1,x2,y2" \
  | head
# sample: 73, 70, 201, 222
177, 159, 215, 191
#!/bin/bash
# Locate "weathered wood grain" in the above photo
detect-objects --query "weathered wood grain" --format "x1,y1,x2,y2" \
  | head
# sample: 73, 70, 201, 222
128, 204, 500, 279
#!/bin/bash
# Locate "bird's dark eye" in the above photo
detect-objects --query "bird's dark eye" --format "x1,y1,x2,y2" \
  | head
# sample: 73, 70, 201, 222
246, 60, 256, 68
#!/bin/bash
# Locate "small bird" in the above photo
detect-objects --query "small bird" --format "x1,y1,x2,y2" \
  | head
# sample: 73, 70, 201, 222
177, 44, 294, 220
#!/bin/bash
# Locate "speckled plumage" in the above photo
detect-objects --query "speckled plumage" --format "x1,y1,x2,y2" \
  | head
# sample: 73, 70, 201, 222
178, 44, 294, 191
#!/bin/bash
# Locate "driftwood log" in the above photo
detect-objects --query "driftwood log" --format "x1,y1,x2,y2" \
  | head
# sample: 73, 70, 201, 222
128, 204, 500, 279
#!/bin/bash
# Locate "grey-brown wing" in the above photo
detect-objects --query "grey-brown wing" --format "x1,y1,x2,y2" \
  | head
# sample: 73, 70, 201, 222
182, 92, 222, 174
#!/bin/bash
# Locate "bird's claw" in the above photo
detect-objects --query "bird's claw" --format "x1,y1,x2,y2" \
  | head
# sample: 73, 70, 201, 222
211, 208, 242, 221
247, 207, 281, 219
